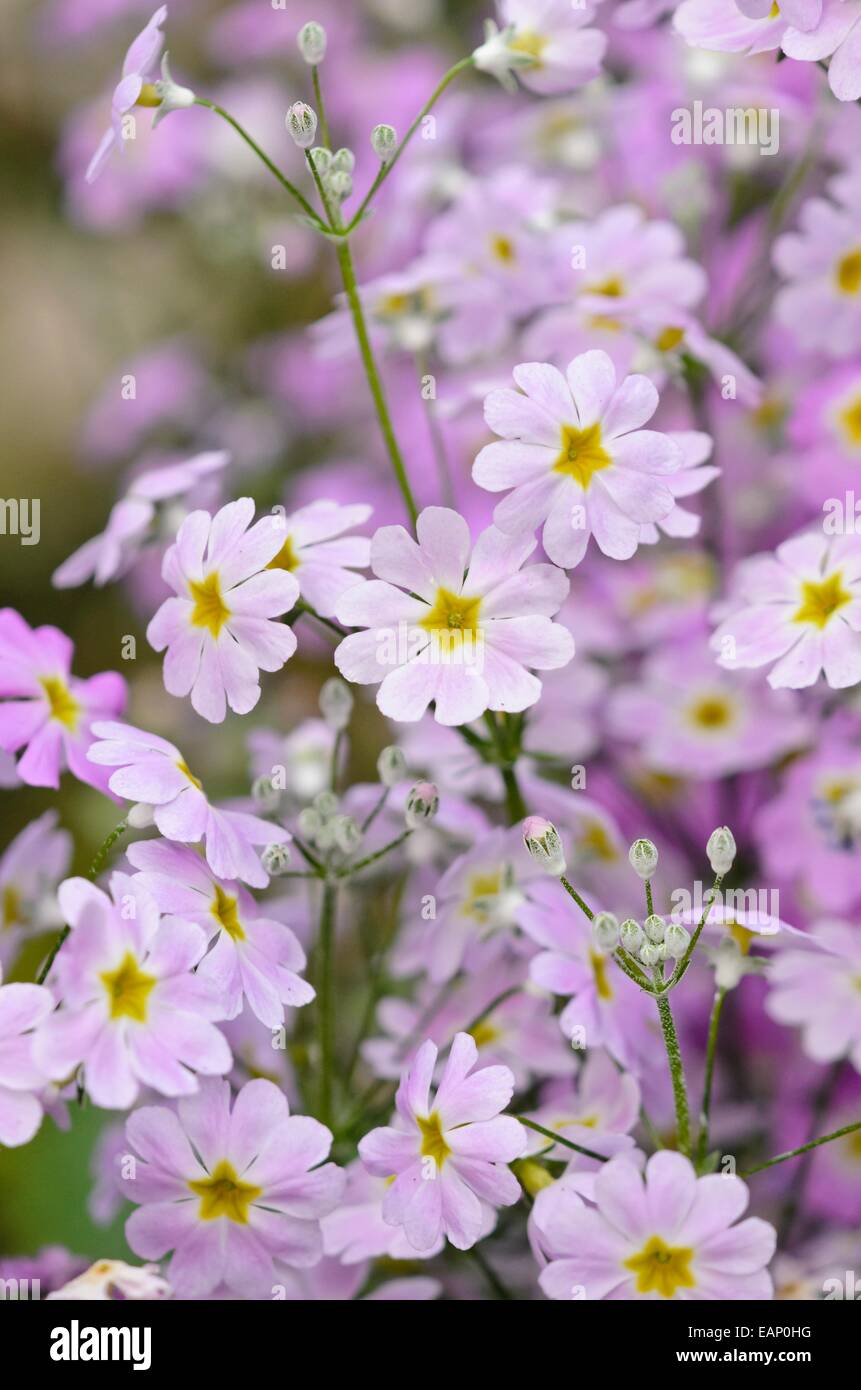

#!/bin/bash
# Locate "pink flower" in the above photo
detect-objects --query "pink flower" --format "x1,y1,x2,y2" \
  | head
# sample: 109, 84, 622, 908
524, 1051, 641, 1163
519, 879, 654, 1071
266, 499, 371, 617
147, 497, 300, 723
34, 873, 231, 1109
0, 810, 72, 969
473, 0, 607, 94
607, 641, 809, 777
781, 0, 861, 101
322, 1161, 445, 1263
473, 350, 683, 567
774, 168, 861, 356
126, 838, 314, 1028
538, 1150, 776, 1299
711, 532, 861, 690
358, 1032, 527, 1251
639, 432, 719, 543
0, 962, 55, 1148
0, 609, 126, 792
765, 920, 861, 1071
334, 507, 574, 726
88, 721, 289, 888
52, 450, 229, 590
86, 6, 168, 184
122, 1077, 345, 1298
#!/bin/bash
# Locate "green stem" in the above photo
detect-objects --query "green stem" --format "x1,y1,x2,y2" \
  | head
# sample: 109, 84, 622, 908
317, 881, 337, 1127
463, 986, 519, 1037
645, 879, 654, 917
360, 787, 389, 834
305, 148, 336, 226
742, 1121, 861, 1177
665, 875, 723, 991
338, 829, 412, 877
655, 984, 692, 1157
343, 58, 475, 232
559, 875, 594, 922
334, 236, 418, 525
37, 820, 128, 984
194, 99, 326, 230
518, 1117, 608, 1163
297, 601, 347, 638
613, 949, 654, 993
311, 67, 330, 148
696, 987, 726, 1167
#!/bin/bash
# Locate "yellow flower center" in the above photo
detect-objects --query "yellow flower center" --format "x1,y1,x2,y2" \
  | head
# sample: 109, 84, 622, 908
267, 535, 300, 572
655, 325, 686, 353
838, 393, 861, 448
469, 1018, 501, 1049
2, 885, 22, 930
417, 1112, 451, 1169
554, 422, 611, 489
189, 572, 230, 638
587, 276, 626, 298
726, 920, 756, 955
176, 759, 203, 790
688, 695, 734, 729
793, 572, 852, 629
466, 870, 503, 922
188, 1159, 262, 1223
211, 883, 245, 942
768, 1, 780, 15
40, 676, 80, 731
590, 950, 614, 1001
135, 83, 163, 108
579, 820, 618, 862
421, 588, 482, 654
508, 29, 547, 64
100, 952, 156, 1023
490, 234, 517, 264
836, 249, 861, 296
625, 1235, 696, 1298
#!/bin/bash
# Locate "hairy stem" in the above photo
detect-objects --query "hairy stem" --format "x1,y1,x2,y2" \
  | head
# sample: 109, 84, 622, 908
655, 983, 692, 1157
696, 986, 726, 1167
194, 99, 326, 229
742, 1120, 861, 1177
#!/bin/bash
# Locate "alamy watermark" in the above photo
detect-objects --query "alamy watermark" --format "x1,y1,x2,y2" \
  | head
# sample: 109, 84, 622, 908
375, 622, 486, 672
0, 498, 40, 545
671, 102, 779, 158
670, 880, 779, 925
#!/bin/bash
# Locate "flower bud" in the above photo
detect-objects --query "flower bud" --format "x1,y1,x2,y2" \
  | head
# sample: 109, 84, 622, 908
522, 816, 566, 877
332, 814, 362, 855
309, 146, 332, 174
377, 745, 406, 787
297, 20, 327, 64
628, 838, 659, 879
664, 922, 691, 958
371, 123, 398, 163
514, 1159, 554, 1196
313, 790, 339, 818
319, 676, 353, 731
619, 918, 643, 953
706, 826, 736, 877
286, 101, 318, 149
127, 802, 155, 829
251, 774, 281, 813
591, 912, 620, 952
330, 148, 355, 172
327, 169, 353, 201
644, 913, 666, 944
406, 782, 439, 829
297, 807, 322, 839
261, 843, 291, 876
639, 942, 661, 967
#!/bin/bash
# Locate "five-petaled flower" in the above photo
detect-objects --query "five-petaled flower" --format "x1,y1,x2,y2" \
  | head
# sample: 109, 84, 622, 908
358, 1032, 527, 1252
122, 1077, 345, 1298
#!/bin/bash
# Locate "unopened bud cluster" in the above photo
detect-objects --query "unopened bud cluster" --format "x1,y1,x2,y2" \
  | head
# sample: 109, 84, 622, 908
299, 790, 362, 857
